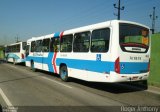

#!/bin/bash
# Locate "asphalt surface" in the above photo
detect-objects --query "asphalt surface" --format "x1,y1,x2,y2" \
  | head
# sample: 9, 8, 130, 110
0, 62, 160, 112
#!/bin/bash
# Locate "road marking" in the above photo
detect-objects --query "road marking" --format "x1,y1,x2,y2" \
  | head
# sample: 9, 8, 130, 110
0, 88, 18, 112
5, 64, 72, 89
0, 88, 13, 106
41, 76, 73, 89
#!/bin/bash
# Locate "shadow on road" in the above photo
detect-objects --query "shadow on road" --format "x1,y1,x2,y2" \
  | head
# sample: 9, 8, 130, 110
69, 78, 148, 94
1, 63, 147, 94
0, 60, 25, 66
35, 69, 148, 94
0, 59, 6, 64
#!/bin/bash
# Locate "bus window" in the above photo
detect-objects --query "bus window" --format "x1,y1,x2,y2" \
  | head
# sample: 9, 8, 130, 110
22, 42, 27, 50
12, 45, 15, 52
15, 45, 17, 52
5, 47, 7, 53
26, 45, 30, 57
91, 28, 110, 52
10, 46, 13, 52
60, 34, 73, 52
119, 23, 149, 53
73, 31, 90, 52
7, 46, 10, 52
9, 46, 11, 52
42, 39, 50, 52
16, 44, 20, 52
50, 38, 59, 52
31, 41, 36, 52
35, 40, 42, 52
14, 45, 16, 52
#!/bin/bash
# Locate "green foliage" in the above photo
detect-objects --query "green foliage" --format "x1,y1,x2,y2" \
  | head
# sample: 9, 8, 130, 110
0, 50, 4, 59
149, 33, 160, 87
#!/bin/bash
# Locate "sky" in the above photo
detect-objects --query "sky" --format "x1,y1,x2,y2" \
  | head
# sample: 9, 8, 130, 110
0, 0, 160, 45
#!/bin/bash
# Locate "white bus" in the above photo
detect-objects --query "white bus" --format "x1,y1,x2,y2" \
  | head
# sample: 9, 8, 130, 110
5, 42, 27, 64
25, 20, 151, 83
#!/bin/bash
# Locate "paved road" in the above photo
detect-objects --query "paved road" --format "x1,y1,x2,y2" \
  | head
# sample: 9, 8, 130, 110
0, 62, 160, 111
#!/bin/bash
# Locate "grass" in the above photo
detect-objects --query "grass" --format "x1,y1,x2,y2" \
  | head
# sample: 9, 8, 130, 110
148, 33, 160, 87
0, 47, 4, 59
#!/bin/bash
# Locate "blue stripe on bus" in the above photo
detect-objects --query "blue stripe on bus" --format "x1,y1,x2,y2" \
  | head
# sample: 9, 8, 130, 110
54, 32, 60, 38
120, 62, 148, 74
56, 58, 115, 73
7, 53, 20, 59
26, 52, 149, 74
26, 53, 54, 72
46, 53, 54, 72
56, 59, 148, 74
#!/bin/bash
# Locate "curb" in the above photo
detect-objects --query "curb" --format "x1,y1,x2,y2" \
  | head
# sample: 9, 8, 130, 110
147, 86, 160, 95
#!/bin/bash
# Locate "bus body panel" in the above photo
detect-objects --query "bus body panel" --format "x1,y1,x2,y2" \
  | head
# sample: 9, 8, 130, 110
115, 21, 150, 82
56, 53, 114, 73
25, 20, 151, 83
5, 42, 26, 64
6, 52, 25, 63
119, 52, 150, 74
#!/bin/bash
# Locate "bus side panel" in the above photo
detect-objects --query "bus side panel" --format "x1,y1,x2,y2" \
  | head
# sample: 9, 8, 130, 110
56, 53, 114, 82
26, 52, 57, 73
6, 53, 23, 63
42, 52, 54, 72
5, 42, 26, 64
26, 52, 43, 70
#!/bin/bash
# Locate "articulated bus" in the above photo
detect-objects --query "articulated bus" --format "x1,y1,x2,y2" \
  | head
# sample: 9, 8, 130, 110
25, 20, 151, 83
5, 42, 26, 64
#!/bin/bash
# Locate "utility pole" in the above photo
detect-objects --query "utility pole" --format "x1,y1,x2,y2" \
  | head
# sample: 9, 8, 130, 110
113, 0, 124, 20
150, 7, 158, 34
15, 34, 20, 43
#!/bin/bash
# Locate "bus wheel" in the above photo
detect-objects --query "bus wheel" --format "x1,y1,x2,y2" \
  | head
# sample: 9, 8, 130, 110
31, 61, 36, 72
141, 80, 148, 89
13, 58, 16, 65
60, 65, 69, 82
136, 80, 148, 90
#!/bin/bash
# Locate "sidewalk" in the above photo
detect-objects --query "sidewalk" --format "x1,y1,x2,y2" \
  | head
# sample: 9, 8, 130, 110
147, 86, 160, 95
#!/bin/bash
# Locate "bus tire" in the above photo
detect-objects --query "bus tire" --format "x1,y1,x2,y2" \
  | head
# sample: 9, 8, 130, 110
141, 80, 148, 89
13, 58, 16, 65
136, 80, 148, 90
6, 57, 8, 63
60, 65, 69, 82
31, 61, 36, 72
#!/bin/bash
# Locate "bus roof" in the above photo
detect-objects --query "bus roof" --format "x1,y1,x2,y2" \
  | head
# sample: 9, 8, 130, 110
27, 20, 150, 41
5, 41, 25, 46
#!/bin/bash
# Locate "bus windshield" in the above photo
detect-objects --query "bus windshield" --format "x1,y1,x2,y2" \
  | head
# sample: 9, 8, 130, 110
119, 23, 150, 53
